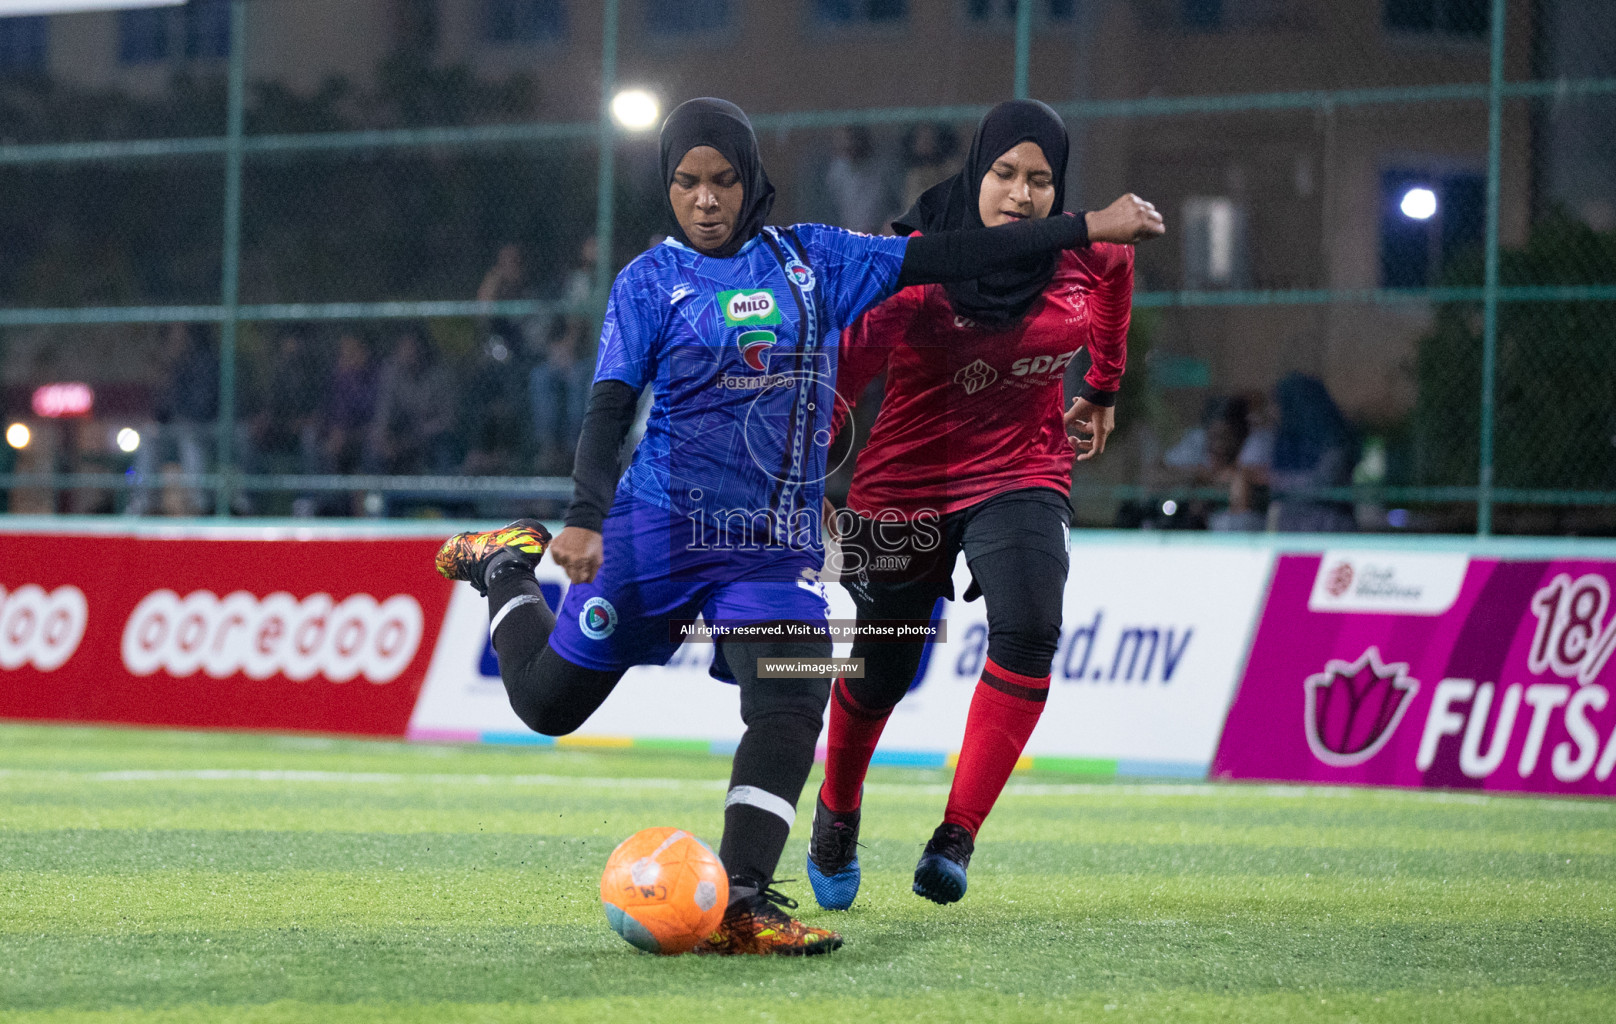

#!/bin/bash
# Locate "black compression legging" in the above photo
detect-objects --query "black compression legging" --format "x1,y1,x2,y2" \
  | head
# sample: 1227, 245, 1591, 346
842, 488, 1070, 713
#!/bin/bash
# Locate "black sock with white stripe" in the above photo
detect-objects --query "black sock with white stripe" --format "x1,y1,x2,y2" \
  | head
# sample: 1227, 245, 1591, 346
718, 638, 833, 902
486, 552, 555, 663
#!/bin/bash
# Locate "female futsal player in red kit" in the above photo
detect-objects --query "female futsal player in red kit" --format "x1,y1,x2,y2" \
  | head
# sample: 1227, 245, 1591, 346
808, 100, 1162, 909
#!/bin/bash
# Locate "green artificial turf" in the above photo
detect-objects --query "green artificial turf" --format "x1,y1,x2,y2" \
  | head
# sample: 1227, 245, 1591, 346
1, 724, 1612, 1023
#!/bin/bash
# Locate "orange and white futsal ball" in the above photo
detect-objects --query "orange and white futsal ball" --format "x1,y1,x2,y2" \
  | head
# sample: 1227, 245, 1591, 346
599, 826, 729, 954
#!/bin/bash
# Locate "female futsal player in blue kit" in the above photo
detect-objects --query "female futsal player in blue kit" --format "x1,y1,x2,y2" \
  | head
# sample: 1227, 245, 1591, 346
435, 98, 1159, 954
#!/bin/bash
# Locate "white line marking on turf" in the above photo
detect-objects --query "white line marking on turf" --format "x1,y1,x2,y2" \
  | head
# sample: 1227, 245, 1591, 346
0, 769, 1608, 809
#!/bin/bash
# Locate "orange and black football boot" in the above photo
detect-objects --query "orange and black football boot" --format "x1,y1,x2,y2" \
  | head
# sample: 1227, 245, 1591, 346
696, 885, 843, 956
434, 519, 552, 595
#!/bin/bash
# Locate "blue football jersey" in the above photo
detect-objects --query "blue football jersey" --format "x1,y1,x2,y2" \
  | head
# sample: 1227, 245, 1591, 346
593, 224, 908, 559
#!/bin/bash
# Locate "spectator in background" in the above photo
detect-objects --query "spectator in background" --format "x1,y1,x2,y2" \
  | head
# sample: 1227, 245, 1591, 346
825, 125, 894, 234
528, 236, 597, 474
319, 330, 378, 477
898, 122, 959, 216
248, 325, 324, 477
460, 330, 529, 478
1263, 372, 1359, 532
365, 324, 457, 476
129, 323, 218, 516
478, 242, 541, 357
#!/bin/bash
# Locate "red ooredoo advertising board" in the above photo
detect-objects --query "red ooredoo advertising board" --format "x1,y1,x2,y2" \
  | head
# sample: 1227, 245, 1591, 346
1214, 551, 1616, 797
0, 532, 453, 736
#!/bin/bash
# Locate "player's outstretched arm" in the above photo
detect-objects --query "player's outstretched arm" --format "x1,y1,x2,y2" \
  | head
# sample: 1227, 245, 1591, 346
895, 195, 1162, 288
553, 379, 638, 584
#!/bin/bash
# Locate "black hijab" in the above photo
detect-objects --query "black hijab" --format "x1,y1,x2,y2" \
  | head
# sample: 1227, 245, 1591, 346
659, 98, 776, 259
893, 100, 1069, 328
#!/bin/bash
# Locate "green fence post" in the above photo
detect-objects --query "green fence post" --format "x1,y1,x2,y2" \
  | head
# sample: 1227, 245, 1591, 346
593, 0, 620, 306
1477, 0, 1505, 536
1014, 0, 1033, 100
214, 0, 247, 518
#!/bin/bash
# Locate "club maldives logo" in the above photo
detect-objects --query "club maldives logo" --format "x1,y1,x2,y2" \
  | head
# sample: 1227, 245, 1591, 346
1308, 552, 1467, 615
1303, 646, 1420, 767
1325, 560, 1354, 597
736, 330, 775, 371
719, 289, 781, 328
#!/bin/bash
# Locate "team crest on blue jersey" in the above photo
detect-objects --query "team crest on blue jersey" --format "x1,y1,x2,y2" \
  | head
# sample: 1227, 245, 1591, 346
736, 329, 776, 371
579, 597, 618, 640
784, 258, 816, 293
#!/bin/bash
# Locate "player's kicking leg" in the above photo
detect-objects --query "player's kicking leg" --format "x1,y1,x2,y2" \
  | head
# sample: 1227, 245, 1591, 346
435, 520, 624, 735
698, 630, 844, 956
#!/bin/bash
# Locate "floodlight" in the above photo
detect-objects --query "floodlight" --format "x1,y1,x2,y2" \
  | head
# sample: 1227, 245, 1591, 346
1400, 187, 1438, 220
611, 89, 660, 131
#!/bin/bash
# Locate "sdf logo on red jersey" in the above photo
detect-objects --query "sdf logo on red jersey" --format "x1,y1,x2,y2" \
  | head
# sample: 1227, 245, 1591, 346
1010, 349, 1081, 379
954, 359, 998, 395
1303, 646, 1420, 767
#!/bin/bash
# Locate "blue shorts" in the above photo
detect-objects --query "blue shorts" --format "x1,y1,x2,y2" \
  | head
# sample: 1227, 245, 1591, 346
548, 497, 831, 681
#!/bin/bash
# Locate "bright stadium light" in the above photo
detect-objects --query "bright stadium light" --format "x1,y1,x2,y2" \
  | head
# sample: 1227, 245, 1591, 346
6, 422, 30, 449
116, 427, 141, 453
1400, 187, 1438, 220
0, 0, 184, 14
611, 89, 660, 131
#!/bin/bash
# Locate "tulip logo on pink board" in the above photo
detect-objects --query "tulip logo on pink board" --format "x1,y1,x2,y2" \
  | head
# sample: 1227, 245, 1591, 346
1303, 646, 1420, 767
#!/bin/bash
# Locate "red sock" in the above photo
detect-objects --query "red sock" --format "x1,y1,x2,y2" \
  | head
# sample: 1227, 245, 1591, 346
943, 658, 1050, 837
820, 677, 892, 813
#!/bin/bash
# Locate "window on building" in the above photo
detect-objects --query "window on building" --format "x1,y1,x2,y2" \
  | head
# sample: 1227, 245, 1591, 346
814, 0, 908, 25
1182, 196, 1250, 288
119, 7, 169, 64
0, 15, 48, 73
1181, 0, 1222, 30
965, 0, 1077, 22
184, 0, 231, 60
120, 2, 232, 65
482, 0, 568, 44
1380, 169, 1486, 288
1384, 0, 1489, 37
646, 0, 730, 34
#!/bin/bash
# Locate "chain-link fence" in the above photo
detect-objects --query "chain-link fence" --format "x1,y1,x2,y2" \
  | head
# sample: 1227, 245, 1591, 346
1, 0, 1612, 534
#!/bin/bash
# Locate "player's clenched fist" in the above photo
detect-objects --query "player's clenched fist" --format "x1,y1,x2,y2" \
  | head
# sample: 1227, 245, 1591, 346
548, 526, 604, 584
1084, 194, 1165, 245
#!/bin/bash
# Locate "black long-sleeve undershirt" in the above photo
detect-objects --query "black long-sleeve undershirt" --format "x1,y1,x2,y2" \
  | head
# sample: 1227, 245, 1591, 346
562, 379, 638, 532
895, 211, 1088, 287
562, 215, 1094, 532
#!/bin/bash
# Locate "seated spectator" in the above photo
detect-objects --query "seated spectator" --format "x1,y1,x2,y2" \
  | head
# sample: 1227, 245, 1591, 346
527, 236, 598, 474
461, 331, 530, 478
1265, 373, 1359, 533
364, 324, 457, 476
248, 325, 324, 477
129, 323, 218, 516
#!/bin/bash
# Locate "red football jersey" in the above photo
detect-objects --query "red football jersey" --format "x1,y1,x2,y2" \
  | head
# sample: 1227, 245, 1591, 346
835, 242, 1132, 519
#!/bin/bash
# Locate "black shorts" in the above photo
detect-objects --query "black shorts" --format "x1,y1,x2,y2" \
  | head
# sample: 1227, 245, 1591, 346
835, 487, 1072, 616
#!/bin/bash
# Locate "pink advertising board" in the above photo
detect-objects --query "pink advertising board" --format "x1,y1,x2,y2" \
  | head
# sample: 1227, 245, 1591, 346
1214, 551, 1616, 797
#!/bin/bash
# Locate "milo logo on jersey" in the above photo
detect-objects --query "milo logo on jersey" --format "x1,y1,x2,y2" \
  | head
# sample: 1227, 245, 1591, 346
720, 289, 782, 327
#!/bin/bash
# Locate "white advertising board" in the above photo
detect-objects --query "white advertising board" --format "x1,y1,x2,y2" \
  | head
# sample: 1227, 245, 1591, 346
409, 541, 1273, 775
